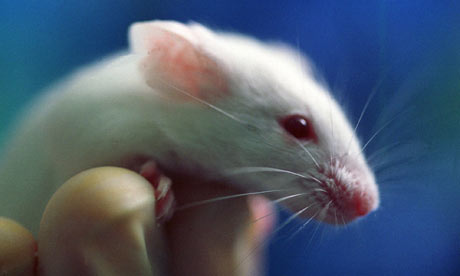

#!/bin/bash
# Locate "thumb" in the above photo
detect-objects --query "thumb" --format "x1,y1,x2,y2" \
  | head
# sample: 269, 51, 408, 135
38, 167, 163, 276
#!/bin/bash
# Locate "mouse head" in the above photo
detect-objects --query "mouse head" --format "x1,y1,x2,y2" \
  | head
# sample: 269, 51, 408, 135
129, 21, 379, 224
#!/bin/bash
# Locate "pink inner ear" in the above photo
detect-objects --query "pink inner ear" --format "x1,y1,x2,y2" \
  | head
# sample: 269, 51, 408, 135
137, 26, 229, 102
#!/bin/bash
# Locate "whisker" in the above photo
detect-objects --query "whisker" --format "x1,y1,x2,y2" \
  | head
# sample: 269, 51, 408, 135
305, 212, 323, 248
367, 141, 405, 164
249, 210, 277, 225
234, 202, 316, 272
250, 192, 310, 225
319, 200, 333, 220
378, 173, 418, 186
293, 139, 320, 168
327, 91, 335, 157
287, 209, 321, 241
298, 199, 332, 249
347, 77, 383, 152
360, 108, 411, 155
374, 155, 423, 176
307, 173, 322, 184
298, 153, 316, 166
340, 215, 346, 227
312, 188, 327, 193
272, 192, 309, 204
226, 166, 314, 181
175, 189, 291, 211
272, 203, 316, 235
158, 78, 250, 125
334, 208, 338, 226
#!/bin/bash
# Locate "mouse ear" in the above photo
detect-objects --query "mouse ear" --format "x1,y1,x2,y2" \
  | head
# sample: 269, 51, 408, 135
129, 21, 229, 102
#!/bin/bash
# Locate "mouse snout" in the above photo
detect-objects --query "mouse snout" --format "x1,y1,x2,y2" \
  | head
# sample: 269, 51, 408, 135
312, 158, 379, 224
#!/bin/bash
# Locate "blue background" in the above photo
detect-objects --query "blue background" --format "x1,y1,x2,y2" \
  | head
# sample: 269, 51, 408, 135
1, 1, 460, 275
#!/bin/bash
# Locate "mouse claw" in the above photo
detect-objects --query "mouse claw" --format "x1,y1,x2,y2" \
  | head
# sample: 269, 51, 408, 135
139, 161, 176, 223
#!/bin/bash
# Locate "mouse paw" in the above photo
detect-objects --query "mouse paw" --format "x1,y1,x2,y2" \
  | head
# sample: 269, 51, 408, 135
120, 156, 176, 223
139, 161, 175, 223
136, 161, 175, 223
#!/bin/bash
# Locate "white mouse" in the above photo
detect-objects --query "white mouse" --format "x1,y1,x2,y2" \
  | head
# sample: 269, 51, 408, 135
0, 20, 379, 234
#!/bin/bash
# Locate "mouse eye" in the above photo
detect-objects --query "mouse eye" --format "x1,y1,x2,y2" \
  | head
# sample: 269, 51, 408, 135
279, 114, 317, 142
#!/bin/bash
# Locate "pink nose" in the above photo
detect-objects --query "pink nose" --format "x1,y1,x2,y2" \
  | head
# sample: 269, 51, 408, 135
352, 192, 374, 217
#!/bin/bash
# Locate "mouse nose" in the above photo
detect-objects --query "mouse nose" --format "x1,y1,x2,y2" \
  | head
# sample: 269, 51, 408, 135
351, 190, 376, 217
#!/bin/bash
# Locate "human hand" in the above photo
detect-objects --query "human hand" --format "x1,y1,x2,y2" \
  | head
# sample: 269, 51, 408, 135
0, 167, 275, 276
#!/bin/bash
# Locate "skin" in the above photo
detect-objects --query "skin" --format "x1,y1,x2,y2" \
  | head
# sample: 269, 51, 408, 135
0, 167, 275, 276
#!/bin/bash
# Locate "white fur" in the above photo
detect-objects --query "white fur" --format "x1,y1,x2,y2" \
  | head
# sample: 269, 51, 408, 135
0, 21, 379, 233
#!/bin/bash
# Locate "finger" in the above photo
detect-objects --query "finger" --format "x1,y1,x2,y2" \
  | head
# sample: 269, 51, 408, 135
0, 217, 37, 276
243, 195, 276, 276
247, 195, 276, 244
38, 167, 164, 276
164, 180, 277, 276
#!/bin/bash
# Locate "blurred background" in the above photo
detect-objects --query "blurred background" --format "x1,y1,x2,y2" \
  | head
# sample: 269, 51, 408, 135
1, 1, 459, 275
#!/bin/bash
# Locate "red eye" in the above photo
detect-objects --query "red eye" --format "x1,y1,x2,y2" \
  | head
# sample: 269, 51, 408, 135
279, 114, 317, 142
